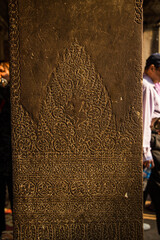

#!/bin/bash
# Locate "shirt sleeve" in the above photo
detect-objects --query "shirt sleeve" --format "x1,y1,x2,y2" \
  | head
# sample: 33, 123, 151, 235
143, 83, 154, 161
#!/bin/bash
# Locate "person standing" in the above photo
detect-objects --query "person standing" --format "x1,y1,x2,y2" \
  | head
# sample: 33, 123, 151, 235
143, 53, 160, 234
0, 61, 13, 239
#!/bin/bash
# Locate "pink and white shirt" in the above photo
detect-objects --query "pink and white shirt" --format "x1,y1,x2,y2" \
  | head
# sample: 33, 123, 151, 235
143, 74, 160, 161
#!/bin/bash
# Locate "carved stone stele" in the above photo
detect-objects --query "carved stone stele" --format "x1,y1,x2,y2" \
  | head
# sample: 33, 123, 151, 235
9, 0, 143, 239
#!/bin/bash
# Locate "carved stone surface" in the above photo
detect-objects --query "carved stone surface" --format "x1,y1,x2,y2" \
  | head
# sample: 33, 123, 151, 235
9, 0, 143, 239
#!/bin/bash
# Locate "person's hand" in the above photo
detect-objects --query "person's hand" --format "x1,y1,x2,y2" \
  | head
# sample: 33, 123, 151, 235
143, 159, 155, 168
0, 65, 9, 81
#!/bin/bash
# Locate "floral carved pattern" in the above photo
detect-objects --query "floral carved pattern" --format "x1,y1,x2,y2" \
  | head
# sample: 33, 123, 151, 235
39, 41, 112, 155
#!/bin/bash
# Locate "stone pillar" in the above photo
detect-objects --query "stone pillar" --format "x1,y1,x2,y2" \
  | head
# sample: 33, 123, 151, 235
9, 0, 143, 239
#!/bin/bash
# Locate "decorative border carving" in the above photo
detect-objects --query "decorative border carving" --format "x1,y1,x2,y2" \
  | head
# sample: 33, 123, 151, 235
8, 1, 21, 239
14, 220, 142, 240
135, 0, 143, 24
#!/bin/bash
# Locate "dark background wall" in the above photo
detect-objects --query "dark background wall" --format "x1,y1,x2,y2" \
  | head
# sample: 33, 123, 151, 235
143, 0, 160, 69
0, 0, 9, 61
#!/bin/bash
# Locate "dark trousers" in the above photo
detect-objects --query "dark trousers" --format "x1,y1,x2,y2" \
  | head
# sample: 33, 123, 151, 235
147, 133, 160, 234
147, 175, 160, 235
0, 175, 13, 234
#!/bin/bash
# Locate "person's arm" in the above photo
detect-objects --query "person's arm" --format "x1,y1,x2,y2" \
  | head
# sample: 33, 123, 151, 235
0, 64, 9, 87
143, 83, 155, 168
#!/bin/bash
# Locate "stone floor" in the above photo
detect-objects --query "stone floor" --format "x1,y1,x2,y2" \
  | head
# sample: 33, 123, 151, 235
144, 201, 160, 240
